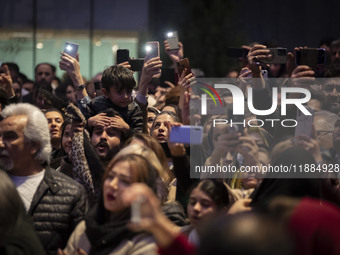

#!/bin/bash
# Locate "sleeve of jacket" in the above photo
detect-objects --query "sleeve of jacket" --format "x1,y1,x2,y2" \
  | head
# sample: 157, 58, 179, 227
77, 96, 94, 120
69, 184, 87, 232
129, 102, 144, 133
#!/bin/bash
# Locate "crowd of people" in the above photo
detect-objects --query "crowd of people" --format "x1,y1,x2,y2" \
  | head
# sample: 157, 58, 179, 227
0, 35, 339, 255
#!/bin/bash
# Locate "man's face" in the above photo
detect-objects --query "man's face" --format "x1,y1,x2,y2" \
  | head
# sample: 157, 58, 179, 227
35, 64, 53, 88
45, 111, 64, 143
104, 87, 132, 108
91, 125, 121, 161
321, 79, 340, 114
0, 115, 35, 174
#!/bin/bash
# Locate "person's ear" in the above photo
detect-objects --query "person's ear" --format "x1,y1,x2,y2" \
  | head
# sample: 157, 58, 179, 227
102, 87, 109, 98
29, 141, 40, 157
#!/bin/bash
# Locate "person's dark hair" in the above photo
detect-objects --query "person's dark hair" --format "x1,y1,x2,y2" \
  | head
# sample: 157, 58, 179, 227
34, 63, 54, 74
330, 39, 340, 49
190, 179, 229, 209
43, 107, 65, 120
319, 36, 335, 48
153, 110, 181, 124
147, 106, 161, 115
0, 87, 10, 111
0, 170, 25, 242
161, 104, 182, 122
101, 65, 136, 92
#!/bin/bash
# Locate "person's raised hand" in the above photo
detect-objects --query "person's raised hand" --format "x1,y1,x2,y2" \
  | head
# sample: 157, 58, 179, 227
164, 40, 183, 64
140, 57, 162, 83
87, 113, 111, 127
0, 64, 15, 98
247, 44, 270, 76
59, 52, 84, 86
227, 199, 252, 214
165, 121, 186, 157
118, 61, 132, 71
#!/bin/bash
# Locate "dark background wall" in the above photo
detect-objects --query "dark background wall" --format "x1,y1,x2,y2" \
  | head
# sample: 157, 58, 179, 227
1, 0, 340, 76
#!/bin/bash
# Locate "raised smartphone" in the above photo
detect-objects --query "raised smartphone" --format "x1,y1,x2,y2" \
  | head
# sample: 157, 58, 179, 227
165, 31, 179, 50
117, 49, 129, 64
145, 41, 160, 62
63, 41, 79, 58
169, 125, 203, 145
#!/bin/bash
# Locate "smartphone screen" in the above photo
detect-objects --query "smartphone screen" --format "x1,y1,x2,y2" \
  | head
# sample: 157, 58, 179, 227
165, 31, 179, 50
117, 49, 129, 64
169, 125, 203, 144
63, 42, 79, 58
145, 41, 160, 62
296, 48, 326, 67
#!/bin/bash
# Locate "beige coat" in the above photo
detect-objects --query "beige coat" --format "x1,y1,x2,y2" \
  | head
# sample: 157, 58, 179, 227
64, 220, 158, 255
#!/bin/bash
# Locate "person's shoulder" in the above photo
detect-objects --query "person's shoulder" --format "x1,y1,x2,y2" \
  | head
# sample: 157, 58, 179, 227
47, 167, 84, 191
127, 233, 157, 255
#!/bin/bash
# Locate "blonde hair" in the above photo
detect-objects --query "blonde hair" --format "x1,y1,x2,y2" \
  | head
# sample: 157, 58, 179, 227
106, 144, 168, 202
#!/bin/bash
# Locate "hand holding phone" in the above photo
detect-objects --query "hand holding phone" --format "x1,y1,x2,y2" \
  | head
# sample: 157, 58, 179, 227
177, 58, 191, 76
63, 42, 79, 58
261, 48, 287, 64
165, 31, 179, 50
145, 41, 160, 62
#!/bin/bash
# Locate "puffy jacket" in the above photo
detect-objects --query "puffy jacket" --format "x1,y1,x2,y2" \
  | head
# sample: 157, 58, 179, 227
27, 167, 87, 255
77, 95, 144, 133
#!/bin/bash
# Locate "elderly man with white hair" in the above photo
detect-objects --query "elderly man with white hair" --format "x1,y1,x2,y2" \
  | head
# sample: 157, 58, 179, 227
0, 103, 87, 255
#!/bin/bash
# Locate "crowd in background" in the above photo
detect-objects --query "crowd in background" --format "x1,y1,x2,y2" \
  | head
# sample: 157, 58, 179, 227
0, 35, 339, 255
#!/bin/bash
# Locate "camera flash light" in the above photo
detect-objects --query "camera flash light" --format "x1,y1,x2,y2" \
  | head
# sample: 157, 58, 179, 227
66, 45, 73, 51
167, 32, 173, 37
145, 45, 152, 52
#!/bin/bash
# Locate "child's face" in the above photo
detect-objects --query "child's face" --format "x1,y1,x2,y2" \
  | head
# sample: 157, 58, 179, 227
105, 87, 132, 108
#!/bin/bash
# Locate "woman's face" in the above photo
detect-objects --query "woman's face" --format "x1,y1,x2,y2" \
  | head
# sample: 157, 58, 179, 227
147, 112, 156, 133
187, 187, 218, 228
151, 114, 174, 143
103, 160, 134, 212
62, 124, 72, 154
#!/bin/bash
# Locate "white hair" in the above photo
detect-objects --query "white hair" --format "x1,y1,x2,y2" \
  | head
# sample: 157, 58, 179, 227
1, 103, 52, 165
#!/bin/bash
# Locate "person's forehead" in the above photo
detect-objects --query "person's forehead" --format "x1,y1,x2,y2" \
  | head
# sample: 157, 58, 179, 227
36, 64, 52, 73
0, 115, 27, 131
155, 114, 172, 122
45, 111, 63, 120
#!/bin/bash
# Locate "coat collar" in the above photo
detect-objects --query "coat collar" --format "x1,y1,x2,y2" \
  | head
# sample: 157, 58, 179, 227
27, 166, 60, 215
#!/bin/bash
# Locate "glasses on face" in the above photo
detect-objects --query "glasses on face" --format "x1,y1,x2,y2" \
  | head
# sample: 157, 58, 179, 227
323, 84, 340, 93
316, 130, 333, 137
